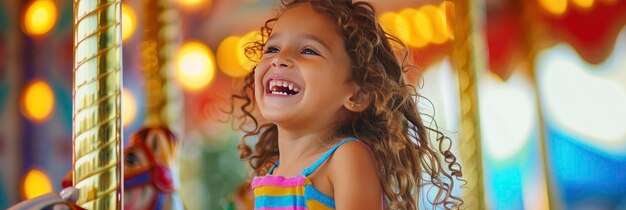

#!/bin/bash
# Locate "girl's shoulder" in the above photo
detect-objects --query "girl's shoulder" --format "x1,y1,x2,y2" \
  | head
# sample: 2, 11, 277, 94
326, 140, 383, 208
328, 140, 377, 174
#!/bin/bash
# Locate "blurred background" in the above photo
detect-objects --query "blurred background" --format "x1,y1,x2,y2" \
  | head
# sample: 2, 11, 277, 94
1, 0, 625, 209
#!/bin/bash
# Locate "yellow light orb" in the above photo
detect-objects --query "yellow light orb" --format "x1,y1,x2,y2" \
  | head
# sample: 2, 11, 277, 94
22, 169, 53, 199
121, 3, 137, 42
420, 5, 449, 44
217, 31, 261, 78
177, 0, 212, 10
539, 0, 568, 15
22, 80, 54, 122
238, 32, 262, 71
378, 12, 411, 49
440, 1, 455, 40
217, 36, 246, 78
399, 8, 430, 48
23, 0, 57, 36
572, 0, 594, 9
122, 88, 137, 127
176, 41, 216, 91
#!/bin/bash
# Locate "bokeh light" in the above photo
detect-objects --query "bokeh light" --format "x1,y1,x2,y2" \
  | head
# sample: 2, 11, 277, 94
399, 8, 431, 48
122, 88, 137, 127
217, 36, 246, 78
378, 12, 412, 49
176, 41, 216, 91
440, 1, 455, 40
121, 3, 137, 42
238, 31, 262, 69
480, 73, 535, 160
177, 0, 212, 10
539, 0, 568, 15
538, 44, 626, 150
23, 0, 57, 36
421, 5, 449, 44
22, 80, 54, 122
217, 31, 260, 78
22, 169, 53, 199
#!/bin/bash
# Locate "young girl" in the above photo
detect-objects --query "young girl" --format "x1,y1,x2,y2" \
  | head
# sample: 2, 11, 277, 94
229, 0, 463, 209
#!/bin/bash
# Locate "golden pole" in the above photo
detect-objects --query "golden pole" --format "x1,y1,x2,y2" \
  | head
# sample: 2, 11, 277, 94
72, 0, 123, 209
450, 0, 487, 209
142, 0, 183, 132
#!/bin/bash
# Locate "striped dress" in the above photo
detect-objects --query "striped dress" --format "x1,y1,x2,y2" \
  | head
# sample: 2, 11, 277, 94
251, 137, 358, 210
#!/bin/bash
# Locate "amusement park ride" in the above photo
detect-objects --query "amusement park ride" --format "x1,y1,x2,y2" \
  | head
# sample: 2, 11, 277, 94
4, 0, 626, 209
10, 0, 185, 209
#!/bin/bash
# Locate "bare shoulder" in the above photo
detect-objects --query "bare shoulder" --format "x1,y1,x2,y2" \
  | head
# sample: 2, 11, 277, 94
328, 140, 383, 209
330, 140, 377, 169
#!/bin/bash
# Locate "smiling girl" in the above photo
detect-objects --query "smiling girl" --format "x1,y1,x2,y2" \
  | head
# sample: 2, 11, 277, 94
229, 0, 464, 209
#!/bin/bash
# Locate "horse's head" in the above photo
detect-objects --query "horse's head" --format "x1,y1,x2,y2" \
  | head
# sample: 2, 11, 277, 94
124, 126, 177, 180
123, 126, 183, 210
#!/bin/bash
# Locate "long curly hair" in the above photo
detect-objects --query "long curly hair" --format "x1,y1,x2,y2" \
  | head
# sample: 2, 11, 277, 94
227, 0, 464, 209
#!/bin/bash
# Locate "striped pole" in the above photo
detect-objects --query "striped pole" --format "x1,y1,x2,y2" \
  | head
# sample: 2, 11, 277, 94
72, 0, 123, 209
450, 0, 487, 209
142, 0, 183, 132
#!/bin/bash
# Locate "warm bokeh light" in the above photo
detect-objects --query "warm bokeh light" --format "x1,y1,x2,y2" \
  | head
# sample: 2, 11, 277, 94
571, 0, 594, 9
420, 5, 448, 44
378, 12, 412, 49
23, 0, 57, 36
217, 31, 261, 78
176, 41, 216, 91
22, 169, 53, 199
440, 1, 455, 40
22, 80, 54, 122
122, 88, 137, 127
121, 3, 137, 42
177, 0, 212, 10
217, 36, 246, 78
399, 8, 430, 48
238, 31, 262, 68
539, 0, 568, 15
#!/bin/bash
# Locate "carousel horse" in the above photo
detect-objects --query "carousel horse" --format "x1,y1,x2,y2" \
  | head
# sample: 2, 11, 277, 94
121, 126, 184, 210
9, 126, 184, 210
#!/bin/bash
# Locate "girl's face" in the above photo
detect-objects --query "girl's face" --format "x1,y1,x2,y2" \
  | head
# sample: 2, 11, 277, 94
254, 3, 355, 129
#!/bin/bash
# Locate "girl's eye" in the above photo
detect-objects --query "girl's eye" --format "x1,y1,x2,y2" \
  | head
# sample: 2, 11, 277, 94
264, 47, 279, 54
301, 48, 320, 56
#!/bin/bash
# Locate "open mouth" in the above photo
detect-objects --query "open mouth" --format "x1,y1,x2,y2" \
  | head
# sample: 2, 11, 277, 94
266, 79, 301, 96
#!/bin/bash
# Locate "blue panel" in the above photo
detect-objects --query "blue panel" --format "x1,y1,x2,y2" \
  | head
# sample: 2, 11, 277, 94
547, 125, 626, 208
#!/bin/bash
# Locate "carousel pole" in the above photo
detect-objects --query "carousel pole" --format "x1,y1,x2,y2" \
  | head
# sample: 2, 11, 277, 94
450, 0, 487, 209
521, 2, 558, 209
142, 0, 183, 132
72, 0, 123, 209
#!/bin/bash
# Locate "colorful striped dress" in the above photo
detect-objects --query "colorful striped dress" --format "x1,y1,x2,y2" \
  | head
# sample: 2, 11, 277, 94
251, 137, 358, 210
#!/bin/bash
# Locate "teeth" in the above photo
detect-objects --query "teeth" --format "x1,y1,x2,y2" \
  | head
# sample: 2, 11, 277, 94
270, 91, 288, 95
268, 79, 301, 95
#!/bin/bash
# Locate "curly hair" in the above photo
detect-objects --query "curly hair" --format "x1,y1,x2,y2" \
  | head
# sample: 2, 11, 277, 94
227, 0, 464, 209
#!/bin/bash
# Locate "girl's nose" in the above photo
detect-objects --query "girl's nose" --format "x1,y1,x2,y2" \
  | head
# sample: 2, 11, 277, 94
271, 54, 293, 68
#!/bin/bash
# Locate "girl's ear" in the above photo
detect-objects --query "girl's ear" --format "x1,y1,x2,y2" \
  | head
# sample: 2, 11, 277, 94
344, 89, 372, 112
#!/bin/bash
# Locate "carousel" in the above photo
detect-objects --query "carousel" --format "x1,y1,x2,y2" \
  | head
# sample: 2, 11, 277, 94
1, 0, 625, 209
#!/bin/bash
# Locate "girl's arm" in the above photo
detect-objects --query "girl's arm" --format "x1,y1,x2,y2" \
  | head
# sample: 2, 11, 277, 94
330, 141, 384, 209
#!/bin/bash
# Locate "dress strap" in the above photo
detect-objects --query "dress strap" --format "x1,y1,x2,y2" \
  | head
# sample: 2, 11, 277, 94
301, 137, 358, 177
267, 162, 279, 175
